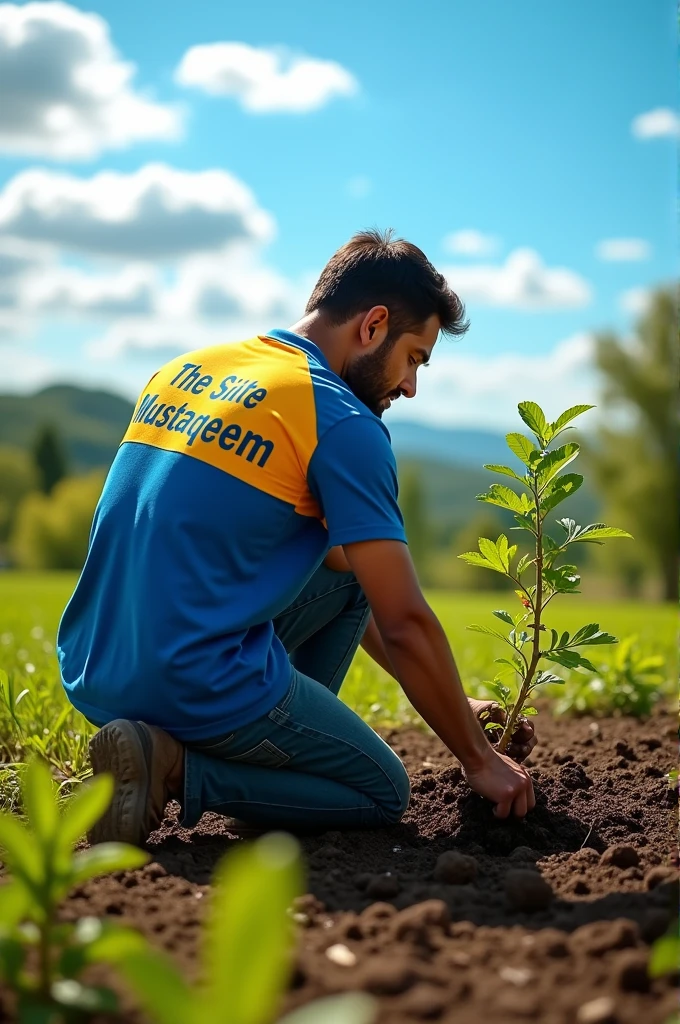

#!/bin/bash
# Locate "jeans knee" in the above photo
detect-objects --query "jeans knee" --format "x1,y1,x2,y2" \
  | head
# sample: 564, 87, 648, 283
380, 761, 411, 825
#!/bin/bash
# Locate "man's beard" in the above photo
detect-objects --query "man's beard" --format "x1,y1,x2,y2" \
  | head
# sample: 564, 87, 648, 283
344, 339, 401, 417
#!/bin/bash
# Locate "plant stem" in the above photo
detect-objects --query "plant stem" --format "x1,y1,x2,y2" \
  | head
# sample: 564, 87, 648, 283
498, 470, 544, 753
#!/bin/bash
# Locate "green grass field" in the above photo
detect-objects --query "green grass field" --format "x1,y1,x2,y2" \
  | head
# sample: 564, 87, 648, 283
0, 572, 675, 801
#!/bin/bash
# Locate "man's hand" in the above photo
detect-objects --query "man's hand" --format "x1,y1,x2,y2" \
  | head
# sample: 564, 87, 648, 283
464, 746, 536, 819
468, 698, 537, 763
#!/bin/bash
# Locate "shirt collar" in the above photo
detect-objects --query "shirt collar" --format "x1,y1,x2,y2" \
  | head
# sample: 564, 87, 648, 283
264, 328, 332, 371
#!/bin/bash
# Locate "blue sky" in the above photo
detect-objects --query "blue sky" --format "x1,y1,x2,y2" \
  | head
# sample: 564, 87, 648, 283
0, 0, 675, 428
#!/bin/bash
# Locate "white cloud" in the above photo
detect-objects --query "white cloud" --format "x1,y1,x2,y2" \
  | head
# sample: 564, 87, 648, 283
175, 42, 358, 113
0, 163, 274, 259
444, 248, 592, 310
443, 229, 501, 257
387, 333, 598, 430
620, 286, 652, 316
0, 1, 181, 160
596, 238, 651, 262
631, 107, 680, 140
21, 264, 159, 317
86, 249, 307, 359
346, 175, 372, 199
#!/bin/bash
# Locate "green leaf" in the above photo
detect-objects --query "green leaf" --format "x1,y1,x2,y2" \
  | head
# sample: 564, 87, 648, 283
545, 651, 598, 673
556, 519, 633, 544
278, 994, 378, 1024
515, 553, 533, 576
572, 524, 633, 543
457, 551, 502, 574
201, 832, 303, 1024
543, 565, 581, 593
466, 624, 509, 642
648, 934, 680, 978
492, 610, 514, 624
478, 537, 507, 571
0, 813, 43, 888
22, 760, 58, 846
111, 946, 193, 1024
495, 657, 523, 674
540, 473, 583, 514
536, 443, 580, 487
0, 881, 31, 930
505, 432, 540, 467
483, 464, 526, 483
534, 671, 564, 686
58, 775, 114, 851
517, 401, 548, 442
522, 707, 539, 715
478, 484, 527, 514
550, 404, 595, 436
575, 631, 618, 647
72, 844, 148, 886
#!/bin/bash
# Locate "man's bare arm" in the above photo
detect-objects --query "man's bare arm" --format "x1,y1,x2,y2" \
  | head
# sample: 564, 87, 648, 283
343, 538, 535, 818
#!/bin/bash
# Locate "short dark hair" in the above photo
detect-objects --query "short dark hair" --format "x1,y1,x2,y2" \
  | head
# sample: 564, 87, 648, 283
305, 228, 469, 340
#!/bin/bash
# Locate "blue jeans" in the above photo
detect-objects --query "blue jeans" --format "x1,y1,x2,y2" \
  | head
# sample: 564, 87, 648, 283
181, 564, 411, 831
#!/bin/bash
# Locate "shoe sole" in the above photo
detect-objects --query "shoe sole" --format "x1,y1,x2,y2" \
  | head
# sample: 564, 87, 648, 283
88, 720, 151, 847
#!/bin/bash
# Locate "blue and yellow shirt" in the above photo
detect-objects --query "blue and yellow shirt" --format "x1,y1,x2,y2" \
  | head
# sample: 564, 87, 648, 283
57, 329, 406, 740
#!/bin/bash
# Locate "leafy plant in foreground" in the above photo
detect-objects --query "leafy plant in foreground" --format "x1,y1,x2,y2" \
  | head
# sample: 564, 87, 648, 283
458, 401, 632, 752
0, 758, 148, 1020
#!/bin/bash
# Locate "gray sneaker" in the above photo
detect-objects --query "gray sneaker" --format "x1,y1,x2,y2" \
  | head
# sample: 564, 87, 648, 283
88, 719, 184, 846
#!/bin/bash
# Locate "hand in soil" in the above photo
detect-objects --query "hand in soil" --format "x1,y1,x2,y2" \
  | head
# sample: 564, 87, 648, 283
469, 698, 537, 762
463, 746, 536, 819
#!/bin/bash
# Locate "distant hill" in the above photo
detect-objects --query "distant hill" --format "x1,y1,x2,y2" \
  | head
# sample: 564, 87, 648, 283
0, 385, 133, 471
0, 384, 599, 530
387, 420, 512, 467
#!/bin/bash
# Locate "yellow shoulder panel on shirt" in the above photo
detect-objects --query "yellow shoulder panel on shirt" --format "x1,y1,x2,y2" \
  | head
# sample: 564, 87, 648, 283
122, 336, 321, 517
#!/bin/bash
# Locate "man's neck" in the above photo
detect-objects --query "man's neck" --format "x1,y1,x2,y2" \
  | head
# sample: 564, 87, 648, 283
287, 312, 348, 378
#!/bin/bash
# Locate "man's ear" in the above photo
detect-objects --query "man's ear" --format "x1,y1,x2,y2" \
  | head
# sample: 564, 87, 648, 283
359, 305, 389, 349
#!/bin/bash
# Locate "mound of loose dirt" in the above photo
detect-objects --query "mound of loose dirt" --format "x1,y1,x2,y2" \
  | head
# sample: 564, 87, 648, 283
23, 708, 678, 1023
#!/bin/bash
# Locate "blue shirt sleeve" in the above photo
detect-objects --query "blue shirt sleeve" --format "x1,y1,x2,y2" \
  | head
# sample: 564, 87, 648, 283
307, 415, 407, 547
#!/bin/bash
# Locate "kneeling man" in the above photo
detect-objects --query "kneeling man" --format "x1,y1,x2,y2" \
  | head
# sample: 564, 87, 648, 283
58, 229, 535, 845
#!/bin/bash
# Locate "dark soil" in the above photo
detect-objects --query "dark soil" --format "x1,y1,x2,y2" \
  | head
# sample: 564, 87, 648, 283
24, 709, 680, 1021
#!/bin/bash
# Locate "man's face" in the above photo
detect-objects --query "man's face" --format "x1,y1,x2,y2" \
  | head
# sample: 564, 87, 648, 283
344, 314, 440, 417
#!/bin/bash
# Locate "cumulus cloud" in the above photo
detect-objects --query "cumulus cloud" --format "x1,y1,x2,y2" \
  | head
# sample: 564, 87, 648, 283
631, 107, 680, 140
596, 238, 651, 262
0, 1, 181, 160
175, 42, 358, 113
86, 250, 307, 359
0, 163, 274, 259
444, 248, 592, 310
21, 264, 159, 317
387, 333, 598, 430
442, 229, 501, 257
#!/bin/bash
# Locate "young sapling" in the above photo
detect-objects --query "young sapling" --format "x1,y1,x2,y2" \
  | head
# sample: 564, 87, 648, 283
458, 401, 632, 753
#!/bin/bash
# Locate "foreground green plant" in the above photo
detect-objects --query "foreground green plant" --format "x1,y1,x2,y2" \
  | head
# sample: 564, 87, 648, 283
0, 761, 373, 1024
0, 759, 148, 1020
458, 401, 632, 751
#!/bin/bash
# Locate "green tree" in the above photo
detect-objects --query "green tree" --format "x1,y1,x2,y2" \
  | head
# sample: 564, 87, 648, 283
399, 467, 430, 581
11, 471, 104, 570
0, 445, 37, 544
587, 288, 678, 601
32, 425, 68, 495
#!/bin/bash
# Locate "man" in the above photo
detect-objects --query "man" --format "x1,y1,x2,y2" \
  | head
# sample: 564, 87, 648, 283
58, 229, 536, 847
